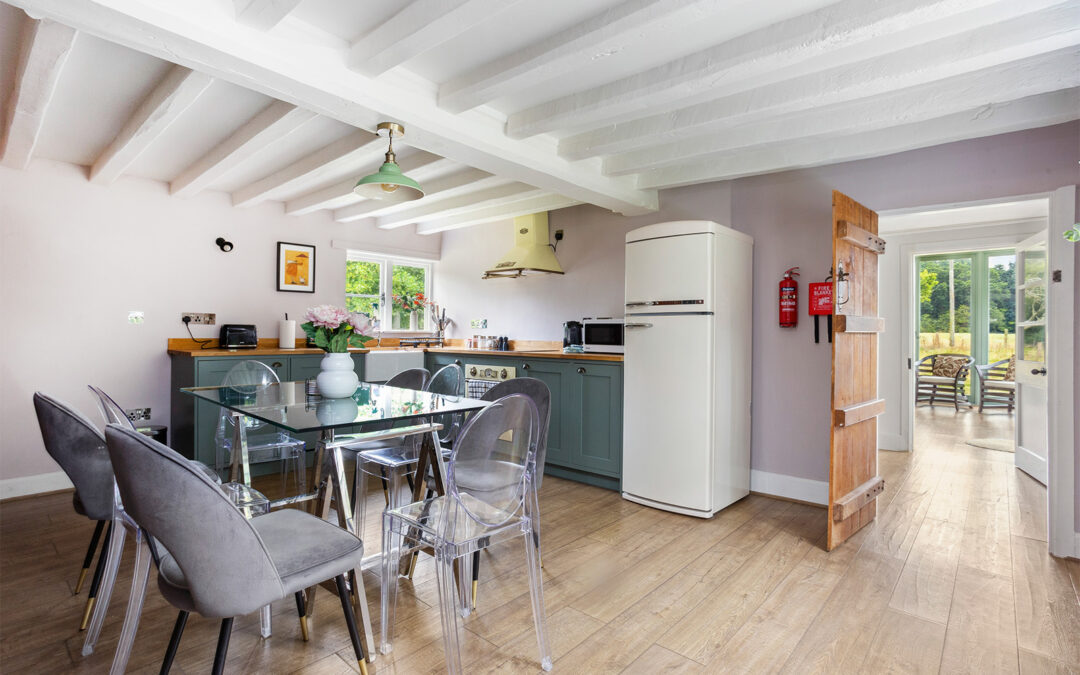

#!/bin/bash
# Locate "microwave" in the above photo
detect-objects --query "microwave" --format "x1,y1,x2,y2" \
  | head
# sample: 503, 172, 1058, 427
582, 318, 624, 354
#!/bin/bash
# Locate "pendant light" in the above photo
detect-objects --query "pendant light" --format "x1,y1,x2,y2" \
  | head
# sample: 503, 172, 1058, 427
353, 122, 424, 203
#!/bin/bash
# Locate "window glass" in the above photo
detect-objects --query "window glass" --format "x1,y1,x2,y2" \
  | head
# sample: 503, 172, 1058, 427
987, 254, 1016, 363
345, 259, 381, 317
917, 256, 972, 359
390, 263, 427, 330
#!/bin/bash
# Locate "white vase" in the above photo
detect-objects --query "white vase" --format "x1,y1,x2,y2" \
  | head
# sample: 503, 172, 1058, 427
316, 353, 359, 398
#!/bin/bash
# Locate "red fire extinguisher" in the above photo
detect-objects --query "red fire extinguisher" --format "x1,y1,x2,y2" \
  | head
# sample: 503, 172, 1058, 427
779, 267, 799, 328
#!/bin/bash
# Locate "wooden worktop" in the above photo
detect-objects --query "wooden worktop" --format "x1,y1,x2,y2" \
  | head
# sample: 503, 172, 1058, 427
166, 338, 369, 357
167, 338, 623, 362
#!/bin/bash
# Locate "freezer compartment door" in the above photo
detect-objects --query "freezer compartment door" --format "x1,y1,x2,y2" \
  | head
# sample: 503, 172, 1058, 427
622, 315, 713, 512
625, 233, 713, 311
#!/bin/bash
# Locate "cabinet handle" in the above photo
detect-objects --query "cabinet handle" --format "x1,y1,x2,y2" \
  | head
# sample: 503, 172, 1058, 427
522, 363, 531, 370
577, 367, 586, 374
454, 360, 462, 366
272, 361, 283, 368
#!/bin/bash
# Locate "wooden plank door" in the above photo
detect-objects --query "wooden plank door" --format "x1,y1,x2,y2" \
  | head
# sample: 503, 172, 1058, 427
828, 191, 886, 550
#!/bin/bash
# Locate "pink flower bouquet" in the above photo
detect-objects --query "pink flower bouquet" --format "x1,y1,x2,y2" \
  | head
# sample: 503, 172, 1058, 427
301, 305, 374, 352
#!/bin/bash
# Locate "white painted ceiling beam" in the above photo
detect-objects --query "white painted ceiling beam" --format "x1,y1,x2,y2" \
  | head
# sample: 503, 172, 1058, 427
415, 193, 579, 235
373, 182, 537, 229
375, 171, 511, 228
170, 100, 314, 197
507, 0, 1070, 139
605, 47, 1080, 175
284, 151, 449, 216
90, 65, 213, 184
0, 18, 77, 170
232, 0, 300, 31
438, 0, 723, 114
348, 0, 516, 78
562, 6, 1080, 161
231, 130, 383, 207
9, 0, 657, 216
636, 88, 1080, 190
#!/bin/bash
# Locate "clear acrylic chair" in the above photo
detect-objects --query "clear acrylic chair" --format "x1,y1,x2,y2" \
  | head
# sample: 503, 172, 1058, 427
83, 386, 270, 674
215, 360, 307, 492
381, 394, 551, 673
344, 368, 431, 535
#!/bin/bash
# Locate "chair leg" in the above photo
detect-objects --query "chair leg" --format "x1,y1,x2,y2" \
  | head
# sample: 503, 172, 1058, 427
211, 618, 234, 675
295, 592, 309, 641
75, 520, 106, 594
81, 520, 112, 630
335, 575, 369, 675
109, 529, 152, 675
160, 611, 188, 675
379, 468, 390, 507
471, 550, 480, 610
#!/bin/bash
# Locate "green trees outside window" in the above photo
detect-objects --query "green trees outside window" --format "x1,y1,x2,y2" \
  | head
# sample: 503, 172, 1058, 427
917, 250, 1016, 365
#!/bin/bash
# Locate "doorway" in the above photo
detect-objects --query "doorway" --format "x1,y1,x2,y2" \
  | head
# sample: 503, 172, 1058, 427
913, 248, 1016, 450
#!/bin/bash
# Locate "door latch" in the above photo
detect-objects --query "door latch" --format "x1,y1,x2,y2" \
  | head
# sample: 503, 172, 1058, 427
1052, 270, 1062, 282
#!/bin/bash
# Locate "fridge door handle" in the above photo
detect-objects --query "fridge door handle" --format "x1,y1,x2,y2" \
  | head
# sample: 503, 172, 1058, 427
624, 322, 653, 328
625, 301, 655, 307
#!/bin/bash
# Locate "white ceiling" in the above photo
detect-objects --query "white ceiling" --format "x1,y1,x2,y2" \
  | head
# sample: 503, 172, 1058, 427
1, 0, 1077, 236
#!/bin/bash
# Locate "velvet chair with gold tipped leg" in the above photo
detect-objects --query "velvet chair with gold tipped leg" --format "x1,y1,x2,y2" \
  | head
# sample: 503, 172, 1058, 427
105, 425, 373, 675
32, 393, 116, 631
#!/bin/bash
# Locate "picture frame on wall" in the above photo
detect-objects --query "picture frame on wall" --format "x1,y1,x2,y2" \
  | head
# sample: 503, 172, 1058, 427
277, 242, 315, 293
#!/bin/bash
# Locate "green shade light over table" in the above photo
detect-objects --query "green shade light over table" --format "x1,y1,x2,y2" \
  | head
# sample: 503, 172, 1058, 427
353, 161, 424, 203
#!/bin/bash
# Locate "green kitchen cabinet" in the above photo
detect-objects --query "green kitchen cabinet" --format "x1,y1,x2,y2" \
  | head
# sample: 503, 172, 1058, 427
427, 352, 622, 491
169, 352, 365, 471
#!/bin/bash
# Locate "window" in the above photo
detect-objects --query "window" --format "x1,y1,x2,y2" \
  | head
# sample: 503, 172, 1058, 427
345, 253, 432, 332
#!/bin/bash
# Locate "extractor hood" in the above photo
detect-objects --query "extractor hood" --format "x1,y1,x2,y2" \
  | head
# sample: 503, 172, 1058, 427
482, 212, 564, 279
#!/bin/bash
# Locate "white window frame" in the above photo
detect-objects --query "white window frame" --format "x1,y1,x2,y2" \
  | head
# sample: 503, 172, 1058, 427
346, 251, 433, 333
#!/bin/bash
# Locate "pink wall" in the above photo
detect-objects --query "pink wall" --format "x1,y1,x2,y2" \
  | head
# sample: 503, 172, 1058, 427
438, 122, 1080, 489
0, 159, 440, 487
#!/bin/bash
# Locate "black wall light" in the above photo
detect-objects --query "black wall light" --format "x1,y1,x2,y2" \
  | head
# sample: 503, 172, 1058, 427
215, 237, 234, 252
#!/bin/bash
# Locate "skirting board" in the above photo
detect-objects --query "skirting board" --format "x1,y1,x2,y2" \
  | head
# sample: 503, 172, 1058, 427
750, 469, 828, 506
1015, 445, 1048, 485
0, 471, 73, 500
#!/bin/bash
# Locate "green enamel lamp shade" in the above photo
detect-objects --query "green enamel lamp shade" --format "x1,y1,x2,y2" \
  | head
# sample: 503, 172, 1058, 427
353, 160, 424, 203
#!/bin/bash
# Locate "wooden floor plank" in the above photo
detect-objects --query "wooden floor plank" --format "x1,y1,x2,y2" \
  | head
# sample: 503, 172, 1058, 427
940, 565, 1019, 674
861, 608, 947, 673
1011, 535, 1080, 669
888, 515, 965, 623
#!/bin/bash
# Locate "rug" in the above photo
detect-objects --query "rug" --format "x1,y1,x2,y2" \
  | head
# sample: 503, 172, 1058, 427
966, 438, 1014, 453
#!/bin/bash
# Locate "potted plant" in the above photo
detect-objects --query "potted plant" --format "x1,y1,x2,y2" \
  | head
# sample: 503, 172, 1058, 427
393, 291, 427, 330
301, 305, 374, 398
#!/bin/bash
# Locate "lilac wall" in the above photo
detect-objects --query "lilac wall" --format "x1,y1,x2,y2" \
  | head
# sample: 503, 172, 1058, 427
439, 122, 1079, 492
0, 160, 440, 489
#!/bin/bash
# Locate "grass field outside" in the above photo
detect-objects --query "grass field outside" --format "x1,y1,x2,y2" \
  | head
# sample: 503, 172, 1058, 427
919, 332, 1015, 363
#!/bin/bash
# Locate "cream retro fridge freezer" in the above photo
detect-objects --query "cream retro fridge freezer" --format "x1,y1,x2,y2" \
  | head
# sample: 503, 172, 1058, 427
621, 221, 753, 518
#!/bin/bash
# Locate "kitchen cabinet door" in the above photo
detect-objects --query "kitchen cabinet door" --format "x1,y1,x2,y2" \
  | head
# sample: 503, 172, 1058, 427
567, 362, 623, 477
518, 359, 572, 470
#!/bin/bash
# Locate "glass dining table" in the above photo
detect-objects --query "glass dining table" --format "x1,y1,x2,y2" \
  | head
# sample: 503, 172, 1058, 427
181, 380, 488, 650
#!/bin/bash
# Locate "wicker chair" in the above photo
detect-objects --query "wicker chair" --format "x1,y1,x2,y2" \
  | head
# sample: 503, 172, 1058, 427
916, 353, 974, 410
975, 357, 1016, 413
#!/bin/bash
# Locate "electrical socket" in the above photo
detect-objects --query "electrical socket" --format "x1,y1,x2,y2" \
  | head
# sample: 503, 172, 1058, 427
470, 319, 488, 329
125, 408, 151, 422
182, 312, 216, 325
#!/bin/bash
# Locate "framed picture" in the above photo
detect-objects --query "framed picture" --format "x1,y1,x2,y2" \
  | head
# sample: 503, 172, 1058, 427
277, 242, 315, 293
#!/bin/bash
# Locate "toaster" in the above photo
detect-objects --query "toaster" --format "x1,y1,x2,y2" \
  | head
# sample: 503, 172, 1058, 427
219, 324, 258, 349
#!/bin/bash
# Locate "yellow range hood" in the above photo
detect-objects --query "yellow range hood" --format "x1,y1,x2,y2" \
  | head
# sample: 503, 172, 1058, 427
482, 212, 564, 279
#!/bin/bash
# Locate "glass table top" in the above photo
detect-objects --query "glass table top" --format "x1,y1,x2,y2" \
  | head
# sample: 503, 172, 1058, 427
181, 381, 488, 434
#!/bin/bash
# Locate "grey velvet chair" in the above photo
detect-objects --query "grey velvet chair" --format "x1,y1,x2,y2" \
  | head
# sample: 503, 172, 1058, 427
31, 392, 115, 631
104, 425, 372, 675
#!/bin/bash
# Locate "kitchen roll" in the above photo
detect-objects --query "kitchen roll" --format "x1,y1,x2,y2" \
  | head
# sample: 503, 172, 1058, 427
278, 320, 296, 349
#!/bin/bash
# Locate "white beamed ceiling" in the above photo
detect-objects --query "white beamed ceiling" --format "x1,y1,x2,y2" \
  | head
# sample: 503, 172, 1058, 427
1, 0, 1077, 235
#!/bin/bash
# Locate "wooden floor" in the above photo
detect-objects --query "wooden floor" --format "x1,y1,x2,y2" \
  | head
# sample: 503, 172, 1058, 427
2, 406, 1078, 674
